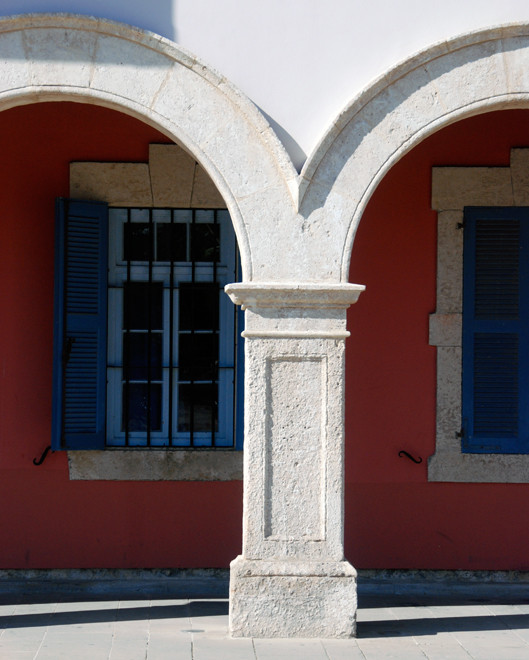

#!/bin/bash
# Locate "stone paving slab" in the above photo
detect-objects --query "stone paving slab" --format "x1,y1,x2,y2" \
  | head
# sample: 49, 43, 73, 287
0, 591, 529, 659
322, 638, 366, 660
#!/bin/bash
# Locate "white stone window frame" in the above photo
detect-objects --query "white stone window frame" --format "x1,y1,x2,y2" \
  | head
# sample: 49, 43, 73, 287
66, 145, 243, 481
429, 148, 529, 482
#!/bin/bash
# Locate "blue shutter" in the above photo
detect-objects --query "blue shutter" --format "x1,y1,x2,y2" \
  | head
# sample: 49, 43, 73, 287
52, 199, 108, 450
462, 207, 529, 453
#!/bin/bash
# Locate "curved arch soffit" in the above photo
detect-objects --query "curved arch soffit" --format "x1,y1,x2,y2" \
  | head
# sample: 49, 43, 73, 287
0, 13, 298, 282
299, 24, 529, 281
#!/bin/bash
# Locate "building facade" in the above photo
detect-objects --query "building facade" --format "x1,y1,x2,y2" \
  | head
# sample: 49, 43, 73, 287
2, 2, 529, 638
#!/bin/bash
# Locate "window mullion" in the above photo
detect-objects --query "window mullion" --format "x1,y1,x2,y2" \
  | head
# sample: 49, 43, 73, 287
124, 209, 131, 447
212, 210, 219, 447
147, 209, 153, 447
189, 209, 196, 447
169, 209, 175, 446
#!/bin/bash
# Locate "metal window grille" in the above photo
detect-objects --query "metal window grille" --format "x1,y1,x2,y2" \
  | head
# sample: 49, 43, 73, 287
106, 207, 238, 448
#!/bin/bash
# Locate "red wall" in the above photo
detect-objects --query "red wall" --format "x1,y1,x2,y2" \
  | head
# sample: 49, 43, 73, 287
346, 109, 529, 570
0, 102, 242, 568
3, 101, 528, 571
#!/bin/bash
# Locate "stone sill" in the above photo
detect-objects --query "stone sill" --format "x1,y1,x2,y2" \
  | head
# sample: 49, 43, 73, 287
428, 451, 529, 483
67, 449, 243, 481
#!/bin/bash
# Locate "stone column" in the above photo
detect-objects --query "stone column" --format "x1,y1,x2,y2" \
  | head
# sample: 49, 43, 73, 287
225, 282, 364, 638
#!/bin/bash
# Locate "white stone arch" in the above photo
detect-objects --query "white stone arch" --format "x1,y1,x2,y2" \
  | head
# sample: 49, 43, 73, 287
0, 13, 298, 282
299, 24, 529, 281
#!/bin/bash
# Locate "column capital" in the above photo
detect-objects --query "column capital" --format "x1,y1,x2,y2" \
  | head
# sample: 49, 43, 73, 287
224, 282, 365, 310
226, 282, 365, 340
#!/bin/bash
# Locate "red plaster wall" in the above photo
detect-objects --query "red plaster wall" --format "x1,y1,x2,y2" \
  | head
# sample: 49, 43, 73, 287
0, 102, 242, 568
346, 109, 529, 570
2, 101, 528, 571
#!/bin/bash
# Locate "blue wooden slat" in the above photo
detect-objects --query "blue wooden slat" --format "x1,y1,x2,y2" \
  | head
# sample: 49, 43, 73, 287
51, 199, 108, 450
462, 207, 529, 454
473, 332, 518, 437
474, 220, 519, 319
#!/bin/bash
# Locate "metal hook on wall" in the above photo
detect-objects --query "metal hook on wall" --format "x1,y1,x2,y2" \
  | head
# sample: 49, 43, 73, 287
33, 445, 53, 466
398, 450, 422, 464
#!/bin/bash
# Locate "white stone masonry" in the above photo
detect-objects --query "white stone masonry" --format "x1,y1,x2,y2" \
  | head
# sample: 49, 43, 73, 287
225, 283, 363, 638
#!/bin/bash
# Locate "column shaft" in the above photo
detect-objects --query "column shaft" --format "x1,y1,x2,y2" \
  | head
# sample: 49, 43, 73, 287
226, 283, 363, 638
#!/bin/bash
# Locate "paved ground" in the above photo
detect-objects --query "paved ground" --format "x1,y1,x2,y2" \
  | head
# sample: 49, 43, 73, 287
2, 588, 529, 659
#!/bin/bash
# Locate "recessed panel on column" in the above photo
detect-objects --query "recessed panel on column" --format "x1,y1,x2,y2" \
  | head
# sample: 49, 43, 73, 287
264, 356, 326, 541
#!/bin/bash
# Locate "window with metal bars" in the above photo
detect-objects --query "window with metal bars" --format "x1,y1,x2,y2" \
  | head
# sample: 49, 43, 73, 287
107, 207, 238, 448
51, 200, 242, 451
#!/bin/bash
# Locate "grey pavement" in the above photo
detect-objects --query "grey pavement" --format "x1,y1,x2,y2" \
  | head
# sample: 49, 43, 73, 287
2, 587, 529, 659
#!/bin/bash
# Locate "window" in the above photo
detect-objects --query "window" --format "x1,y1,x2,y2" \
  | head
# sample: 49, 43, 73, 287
52, 200, 242, 453
462, 207, 529, 454
429, 150, 529, 482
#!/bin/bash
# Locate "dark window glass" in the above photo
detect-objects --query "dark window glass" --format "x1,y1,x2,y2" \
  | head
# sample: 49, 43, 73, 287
123, 333, 162, 380
179, 333, 218, 380
157, 223, 187, 262
191, 223, 220, 261
124, 282, 163, 330
179, 283, 219, 330
178, 383, 217, 432
122, 383, 162, 431
124, 223, 152, 261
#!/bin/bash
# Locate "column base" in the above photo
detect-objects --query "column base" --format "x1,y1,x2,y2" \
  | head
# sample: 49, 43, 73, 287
229, 556, 357, 638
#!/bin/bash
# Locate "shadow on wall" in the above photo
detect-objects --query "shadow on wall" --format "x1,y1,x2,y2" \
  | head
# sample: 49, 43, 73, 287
258, 107, 307, 171
0, 1, 177, 41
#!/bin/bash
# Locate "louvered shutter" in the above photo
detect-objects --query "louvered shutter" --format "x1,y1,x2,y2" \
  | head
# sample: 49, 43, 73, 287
462, 207, 529, 453
51, 199, 108, 449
